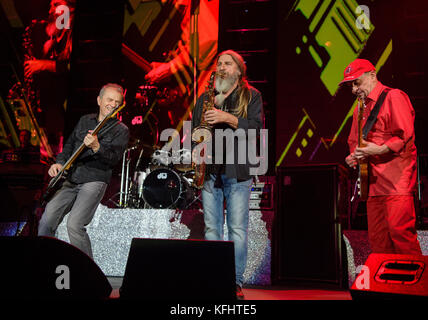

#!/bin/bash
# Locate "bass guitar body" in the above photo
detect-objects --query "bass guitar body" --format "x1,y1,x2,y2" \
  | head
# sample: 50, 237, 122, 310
358, 158, 369, 201
41, 170, 67, 204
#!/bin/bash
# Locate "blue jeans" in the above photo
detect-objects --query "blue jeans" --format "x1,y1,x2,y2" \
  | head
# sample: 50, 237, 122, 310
202, 174, 252, 287
38, 180, 107, 258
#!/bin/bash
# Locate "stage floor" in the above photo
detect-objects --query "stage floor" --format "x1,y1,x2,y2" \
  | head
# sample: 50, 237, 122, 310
107, 277, 352, 300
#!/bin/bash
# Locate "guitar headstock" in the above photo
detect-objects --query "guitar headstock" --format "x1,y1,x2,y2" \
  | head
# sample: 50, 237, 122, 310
357, 98, 366, 147
107, 101, 126, 120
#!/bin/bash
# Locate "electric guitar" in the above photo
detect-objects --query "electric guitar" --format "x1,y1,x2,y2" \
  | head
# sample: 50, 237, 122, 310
357, 99, 368, 201
41, 102, 126, 204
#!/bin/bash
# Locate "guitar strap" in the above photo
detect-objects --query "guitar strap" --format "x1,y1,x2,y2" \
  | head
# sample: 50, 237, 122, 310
362, 88, 391, 139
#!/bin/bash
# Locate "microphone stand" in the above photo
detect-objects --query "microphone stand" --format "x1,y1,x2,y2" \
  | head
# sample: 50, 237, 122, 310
133, 147, 145, 207
124, 149, 131, 206
119, 146, 137, 207
119, 149, 127, 207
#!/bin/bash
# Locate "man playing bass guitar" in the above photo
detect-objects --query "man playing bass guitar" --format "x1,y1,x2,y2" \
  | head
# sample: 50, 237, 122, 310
343, 59, 421, 255
38, 83, 129, 259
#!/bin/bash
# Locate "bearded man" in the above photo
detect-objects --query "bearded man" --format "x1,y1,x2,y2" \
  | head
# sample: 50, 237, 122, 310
191, 50, 264, 300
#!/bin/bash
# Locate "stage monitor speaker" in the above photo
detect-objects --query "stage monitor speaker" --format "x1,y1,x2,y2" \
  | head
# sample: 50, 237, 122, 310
0, 236, 112, 299
120, 238, 236, 300
350, 253, 428, 300
272, 164, 347, 287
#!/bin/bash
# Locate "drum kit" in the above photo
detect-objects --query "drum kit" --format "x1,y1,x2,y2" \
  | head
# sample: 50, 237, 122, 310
109, 140, 198, 210
106, 84, 199, 210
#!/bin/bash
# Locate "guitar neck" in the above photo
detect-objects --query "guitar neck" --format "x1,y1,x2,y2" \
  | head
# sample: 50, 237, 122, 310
357, 99, 365, 147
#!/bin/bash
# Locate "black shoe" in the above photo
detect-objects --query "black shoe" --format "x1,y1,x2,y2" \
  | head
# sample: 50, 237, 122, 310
236, 285, 245, 300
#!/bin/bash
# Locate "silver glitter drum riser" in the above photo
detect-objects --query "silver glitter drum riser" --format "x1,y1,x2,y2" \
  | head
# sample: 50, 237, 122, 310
57, 205, 274, 285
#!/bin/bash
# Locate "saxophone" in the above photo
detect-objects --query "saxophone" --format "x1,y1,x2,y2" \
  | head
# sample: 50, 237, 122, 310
8, 20, 54, 160
8, 20, 39, 107
22, 20, 41, 112
191, 71, 222, 189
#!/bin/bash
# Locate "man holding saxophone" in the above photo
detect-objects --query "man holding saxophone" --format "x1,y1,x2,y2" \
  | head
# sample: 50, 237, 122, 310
191, 50, 264, 300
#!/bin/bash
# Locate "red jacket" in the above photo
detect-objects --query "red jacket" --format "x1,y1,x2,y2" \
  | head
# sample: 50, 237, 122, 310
348, 81, 417, 196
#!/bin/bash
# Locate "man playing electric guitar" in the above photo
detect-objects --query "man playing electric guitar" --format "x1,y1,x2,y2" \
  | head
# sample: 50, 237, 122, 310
343, 59, 421, 255
38, 83, 129, 258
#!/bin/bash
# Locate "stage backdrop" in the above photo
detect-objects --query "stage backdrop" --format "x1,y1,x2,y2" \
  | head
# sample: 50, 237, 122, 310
120, 0, 219, 149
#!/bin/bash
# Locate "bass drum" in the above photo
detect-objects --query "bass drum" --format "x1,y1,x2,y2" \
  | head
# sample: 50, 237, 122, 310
142, 167, 193, 209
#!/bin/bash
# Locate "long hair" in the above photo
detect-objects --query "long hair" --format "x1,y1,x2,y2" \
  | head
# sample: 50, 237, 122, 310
217, 50, 252, 118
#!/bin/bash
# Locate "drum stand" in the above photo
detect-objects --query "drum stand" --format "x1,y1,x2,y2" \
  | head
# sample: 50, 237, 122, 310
107, 145, 148, 208
180, 175, 202, 210
130, 146, 146, 208
119, 148, 130, 207
183, 191, 202, 210
110, 146, 138, 208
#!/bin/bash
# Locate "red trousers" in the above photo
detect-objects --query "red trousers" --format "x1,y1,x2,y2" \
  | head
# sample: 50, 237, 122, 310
367, 195, 422, 255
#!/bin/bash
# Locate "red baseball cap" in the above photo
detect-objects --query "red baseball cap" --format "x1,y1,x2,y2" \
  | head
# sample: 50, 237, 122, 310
340, 59, 376, 84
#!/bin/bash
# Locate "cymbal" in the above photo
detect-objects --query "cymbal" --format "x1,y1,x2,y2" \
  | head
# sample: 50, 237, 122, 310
174, 164, 193, 173
127, 139, 162, 154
